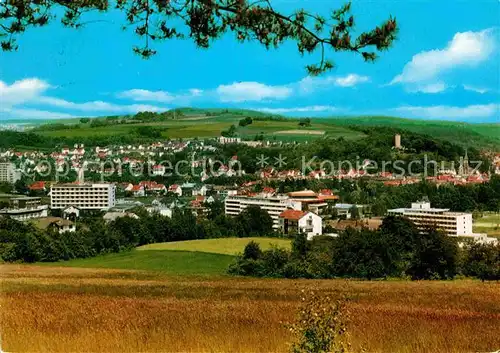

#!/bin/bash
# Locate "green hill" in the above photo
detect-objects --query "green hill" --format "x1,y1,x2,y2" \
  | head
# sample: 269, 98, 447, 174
5, 108, 499, 149
42, 250, 235, 276
39, 238, 291, 276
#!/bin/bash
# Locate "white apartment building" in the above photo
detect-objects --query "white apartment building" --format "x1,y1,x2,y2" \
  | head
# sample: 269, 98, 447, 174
225, 195, 302, 229
0, 197, 48, 221
387, 201, 473, 237
0, 162, 21, 184
50, 183, 116, 210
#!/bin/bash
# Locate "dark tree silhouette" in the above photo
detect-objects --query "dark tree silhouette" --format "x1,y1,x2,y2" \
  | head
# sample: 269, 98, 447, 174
0, 1, 397, 74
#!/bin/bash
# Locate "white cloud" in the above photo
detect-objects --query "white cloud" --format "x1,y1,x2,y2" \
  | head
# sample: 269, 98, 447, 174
335, 74, 370, 87
0, 78, 52, 107
216, 81, 292, 102
463, 84, 490, 94
189, 88, 203, 96
411, 82, 448, 94
0, 107, 76, 120
255, 105, 339, 114
299, 74, 370, 93
117, 89, 176, 103
392, 104, 499, 120
37, 96, 167, 113
391, 29, 496, 87
0, 78, 169, 119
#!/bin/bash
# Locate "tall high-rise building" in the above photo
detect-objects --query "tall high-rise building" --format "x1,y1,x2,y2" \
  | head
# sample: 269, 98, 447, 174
0, 162, 21, 184
50, 183, 116, 210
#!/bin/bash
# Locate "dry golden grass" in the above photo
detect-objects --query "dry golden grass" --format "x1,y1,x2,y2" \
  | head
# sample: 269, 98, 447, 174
1, 264, 500, 353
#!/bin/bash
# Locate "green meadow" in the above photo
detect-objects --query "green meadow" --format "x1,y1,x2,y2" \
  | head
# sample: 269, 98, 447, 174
29, 109, 500, 147
37, 238, 291, 276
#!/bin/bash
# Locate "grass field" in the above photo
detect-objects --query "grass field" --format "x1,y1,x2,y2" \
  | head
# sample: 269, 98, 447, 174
37, 250, 235, 276
1, 264, 499, 353
35, 115, 366, 142
137, 237, 291, 255
474, 213, 500, 239
36, 238, 290, 275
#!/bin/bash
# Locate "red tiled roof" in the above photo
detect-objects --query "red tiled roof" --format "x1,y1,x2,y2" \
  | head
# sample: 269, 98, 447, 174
279, 209, 306, 220
319, 189, 333, 195
29, 181, 46, 190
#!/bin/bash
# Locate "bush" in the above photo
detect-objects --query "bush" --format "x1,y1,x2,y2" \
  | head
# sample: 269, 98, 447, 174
243, 241, 262, 260
286, 292, 351, 353
460, 241, 500, 281
239, 117, 253, 127
283, 259, 310, 278
260, 246, 290, 277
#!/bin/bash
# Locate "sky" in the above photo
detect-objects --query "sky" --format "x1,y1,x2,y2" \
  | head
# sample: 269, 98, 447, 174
0, 0, 499, 123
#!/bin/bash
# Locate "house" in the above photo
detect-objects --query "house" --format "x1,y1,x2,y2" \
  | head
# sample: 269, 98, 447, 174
181, 182, 196, 197
139, 181, 166, 193
168, 184, 182, 196
152, 165, 166, 176
318, 189, 340, 203
28, 181, 47, 193
146, 200, 173, 218
309, 170, 327, 179
332, 203, 365, 219
260, 187, 276, 198
279, 210, 322, 240
103, 212, 139, 223
130, 185, 145, 197
193, 184, 213, 196
63, 206, 81, 220
33, 217, 76, 234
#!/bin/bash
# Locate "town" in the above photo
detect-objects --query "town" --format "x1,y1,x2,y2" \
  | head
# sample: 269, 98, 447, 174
1, 1, 499, 351
0, 133, 498, 245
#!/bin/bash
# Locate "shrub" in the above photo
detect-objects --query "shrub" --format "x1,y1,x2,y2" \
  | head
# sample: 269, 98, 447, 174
260, 246, 291, 277
243, 241, 262, 260
286, 292, 351, 353
283, 259, 311, 279
239, 117, 253, 127
460, 241, 500, 281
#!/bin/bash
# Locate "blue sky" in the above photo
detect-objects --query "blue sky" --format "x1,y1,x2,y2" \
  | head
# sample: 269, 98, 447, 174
0, 0, 499, 122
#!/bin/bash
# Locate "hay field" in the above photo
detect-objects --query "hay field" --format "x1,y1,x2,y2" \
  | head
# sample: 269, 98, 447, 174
137, 237, 291, 255
1, 265, 499, 353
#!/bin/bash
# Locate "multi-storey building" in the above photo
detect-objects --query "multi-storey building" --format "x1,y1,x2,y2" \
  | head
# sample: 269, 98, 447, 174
50, 183, 116, 210
0, 197, 48, 221
387, 201, 473, 237
0, 162, 21, 184
225, 195, 301, 229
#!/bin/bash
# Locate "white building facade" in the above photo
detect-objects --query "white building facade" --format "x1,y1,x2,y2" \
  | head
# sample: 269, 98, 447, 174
0, 162, 21, 184
0, 197, 48, 221
225, 195, 302, 229
278, 210, 323, 240
387, 201, 473, 237
50, 183, 116, 210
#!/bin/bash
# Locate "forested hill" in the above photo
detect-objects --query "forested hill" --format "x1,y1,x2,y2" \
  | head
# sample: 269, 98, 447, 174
1, 108, 499, 150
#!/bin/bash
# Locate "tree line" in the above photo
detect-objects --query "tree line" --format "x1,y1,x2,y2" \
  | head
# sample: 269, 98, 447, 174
0, 203, 274, 263
229, 216, 500, 281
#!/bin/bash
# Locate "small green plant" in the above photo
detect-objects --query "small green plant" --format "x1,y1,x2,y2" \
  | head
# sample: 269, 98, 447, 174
286, 291, 351, 353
